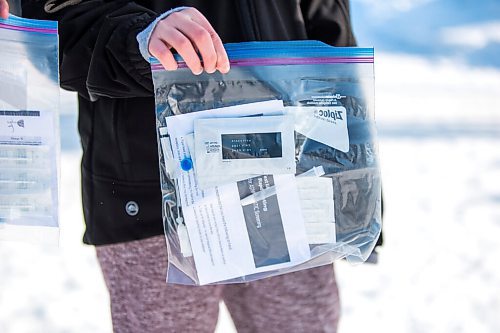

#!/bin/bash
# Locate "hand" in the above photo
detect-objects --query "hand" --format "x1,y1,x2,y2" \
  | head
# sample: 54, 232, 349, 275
149, 7, 230, 75
0, 0, 9, 19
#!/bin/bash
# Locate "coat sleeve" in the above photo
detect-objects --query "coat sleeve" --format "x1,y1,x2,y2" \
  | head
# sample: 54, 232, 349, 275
300, 0, 357, 47
22, 0, 158, 100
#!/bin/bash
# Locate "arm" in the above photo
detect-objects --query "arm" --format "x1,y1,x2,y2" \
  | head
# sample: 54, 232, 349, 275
300, 0, 357, 46
21, 1, 229, 101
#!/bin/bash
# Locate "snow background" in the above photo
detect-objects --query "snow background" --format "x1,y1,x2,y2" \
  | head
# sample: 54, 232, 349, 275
1, 1, 499, 332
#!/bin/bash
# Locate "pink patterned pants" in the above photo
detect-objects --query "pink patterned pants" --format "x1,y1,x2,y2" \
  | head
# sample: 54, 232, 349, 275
96, 235, 340, 333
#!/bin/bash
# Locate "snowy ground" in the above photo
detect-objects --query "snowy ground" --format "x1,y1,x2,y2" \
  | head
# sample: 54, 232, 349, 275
335, 54, 500, 333
0, 53, 499, 333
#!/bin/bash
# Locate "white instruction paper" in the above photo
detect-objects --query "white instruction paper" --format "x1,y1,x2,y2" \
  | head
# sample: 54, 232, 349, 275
183, 174, 311, 285
162, 100, 312, 284
0, 110, 59, 231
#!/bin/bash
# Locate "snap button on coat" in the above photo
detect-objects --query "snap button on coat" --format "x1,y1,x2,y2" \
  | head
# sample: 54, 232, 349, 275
125, 201, 139, 216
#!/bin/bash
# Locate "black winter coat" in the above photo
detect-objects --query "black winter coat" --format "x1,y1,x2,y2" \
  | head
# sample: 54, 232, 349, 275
22, 0, 357, 245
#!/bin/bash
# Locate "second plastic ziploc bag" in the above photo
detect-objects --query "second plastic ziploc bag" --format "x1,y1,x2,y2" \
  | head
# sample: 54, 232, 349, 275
151, 41, 381, 285
0, 15, 60, 244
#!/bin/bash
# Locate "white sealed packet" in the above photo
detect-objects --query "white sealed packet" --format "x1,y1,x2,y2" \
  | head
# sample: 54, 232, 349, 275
194, 115, 296, 189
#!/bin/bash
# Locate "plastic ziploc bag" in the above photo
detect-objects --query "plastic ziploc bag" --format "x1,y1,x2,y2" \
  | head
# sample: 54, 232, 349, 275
0, 15, 60, 244
151, 41, 381, 285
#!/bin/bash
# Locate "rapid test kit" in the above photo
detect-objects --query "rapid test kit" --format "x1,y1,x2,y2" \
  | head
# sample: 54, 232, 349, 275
0, 15, 60, 244
152, 41, 381, 285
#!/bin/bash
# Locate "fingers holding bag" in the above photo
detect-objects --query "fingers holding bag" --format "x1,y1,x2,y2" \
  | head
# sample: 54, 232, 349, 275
0, 0, 9, 20
149, 7, 230, 75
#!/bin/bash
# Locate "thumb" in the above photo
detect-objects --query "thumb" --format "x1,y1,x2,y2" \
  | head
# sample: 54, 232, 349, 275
0, 0, 10, 20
